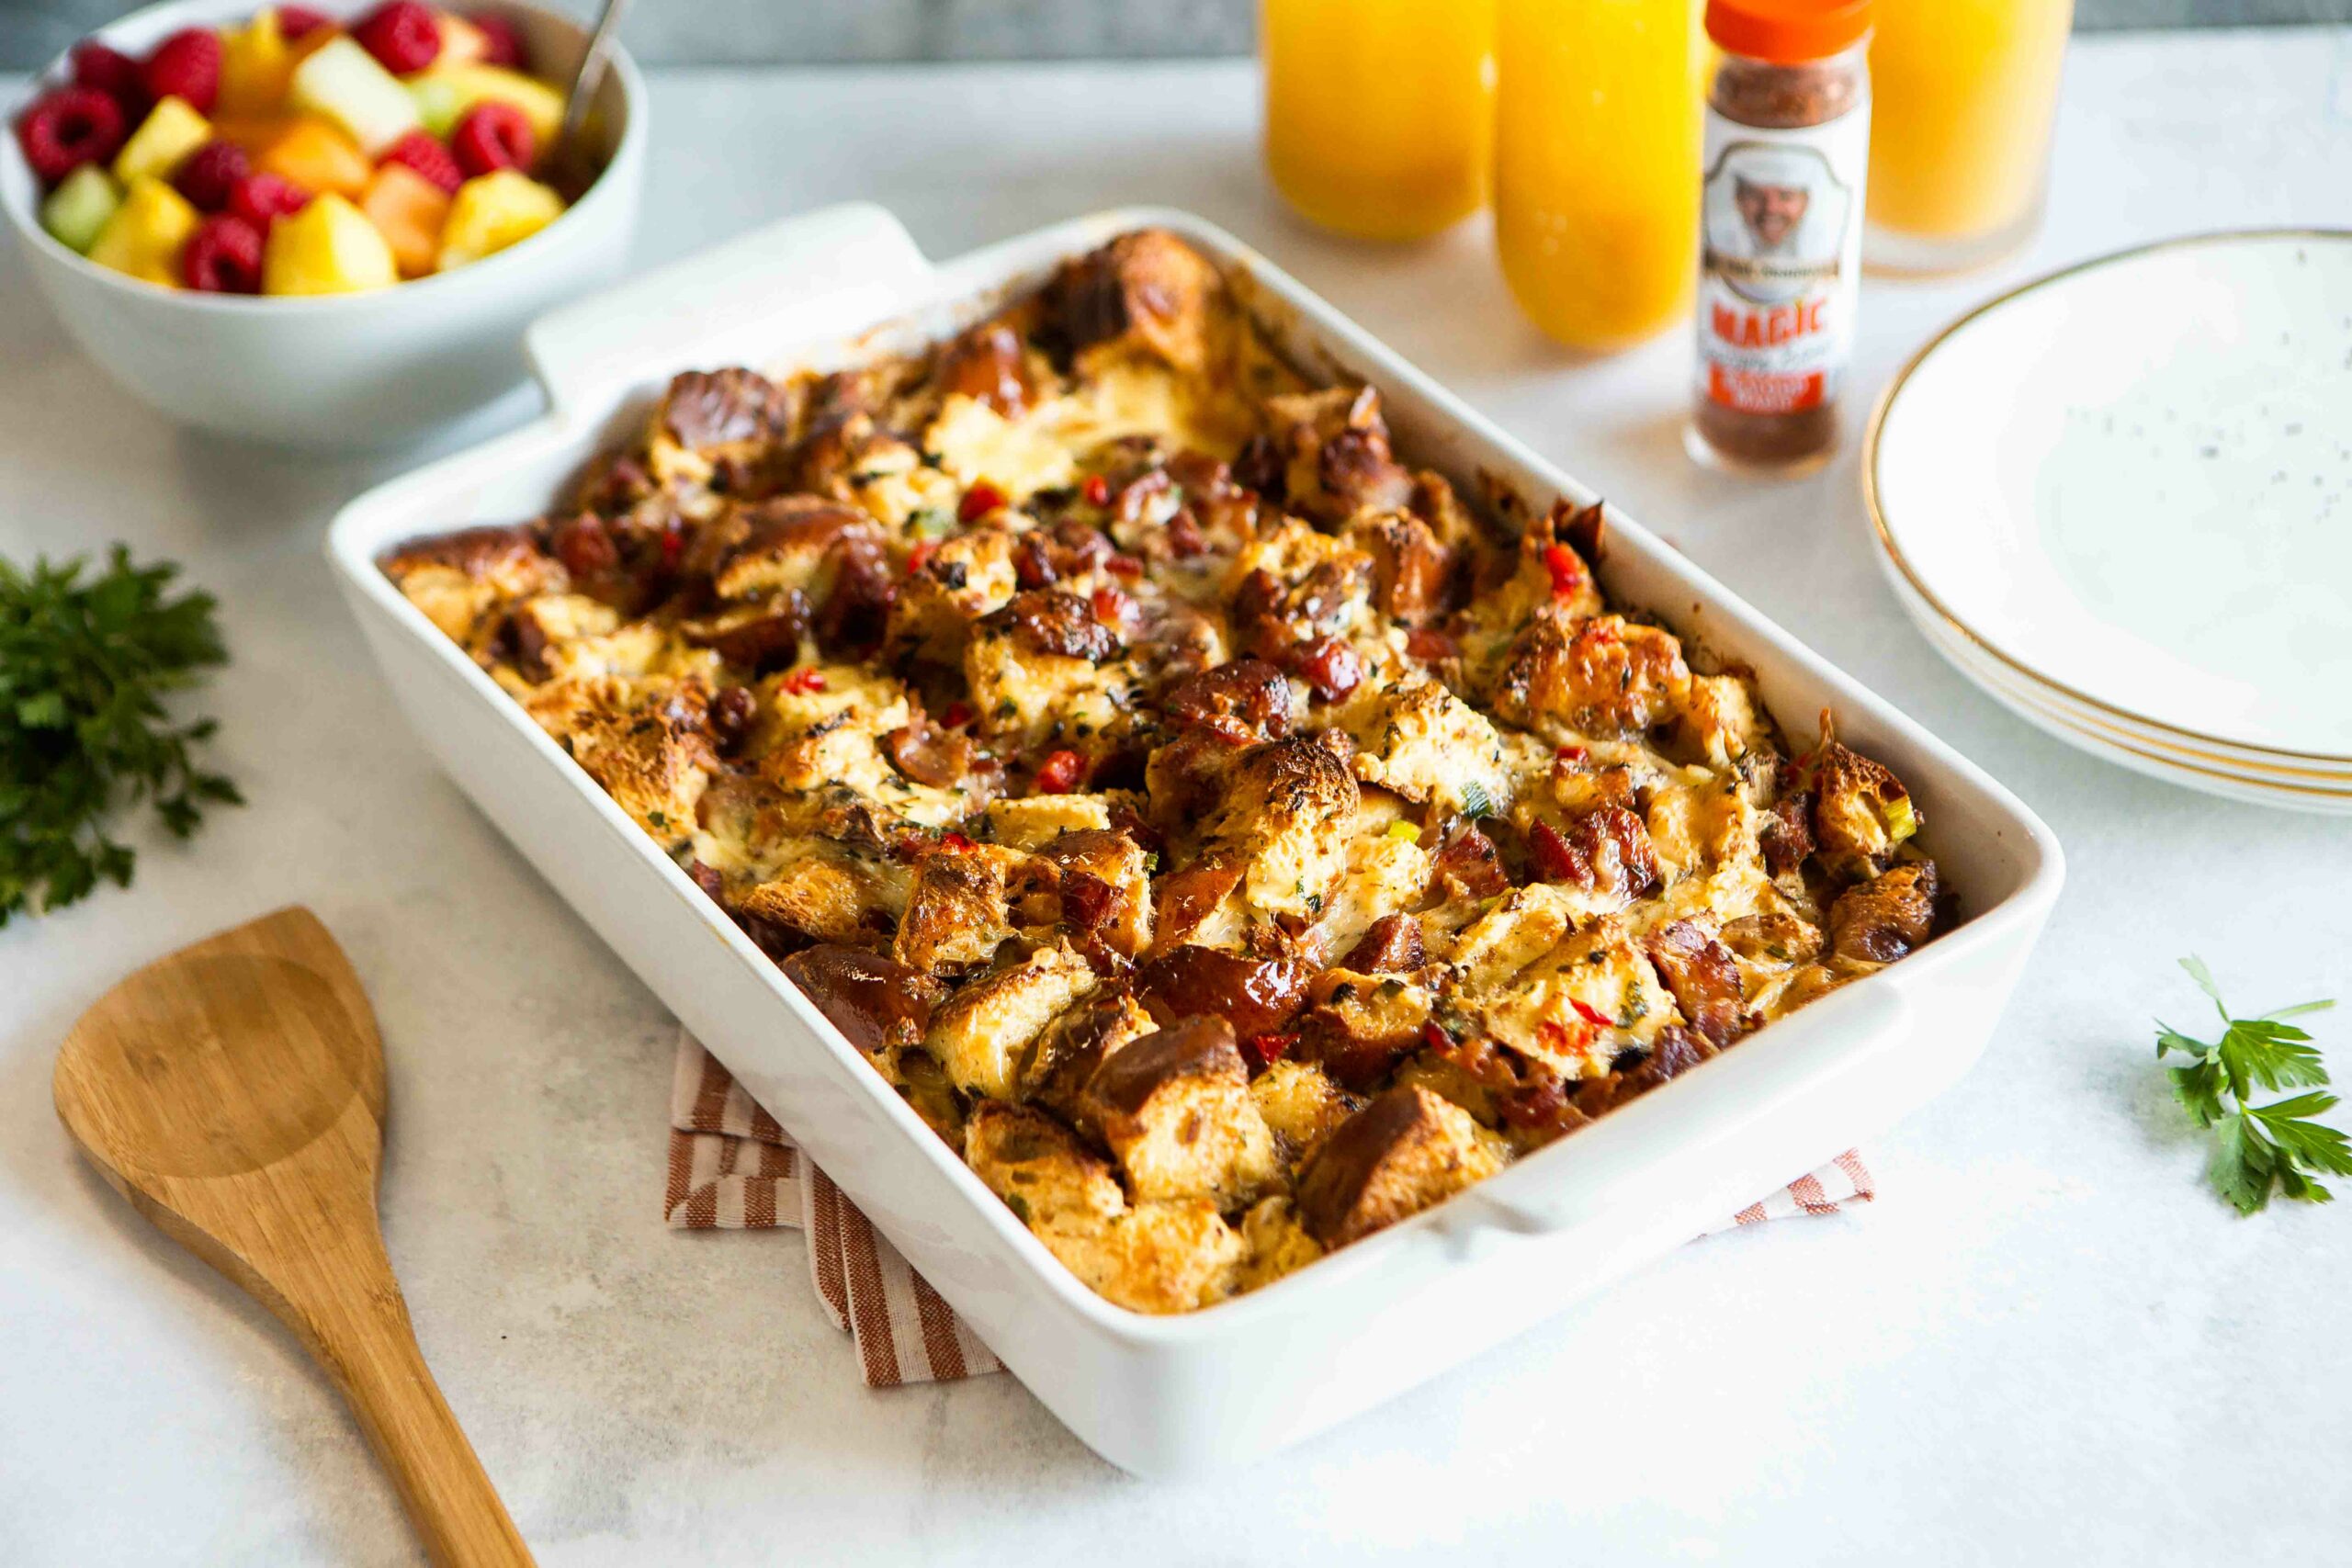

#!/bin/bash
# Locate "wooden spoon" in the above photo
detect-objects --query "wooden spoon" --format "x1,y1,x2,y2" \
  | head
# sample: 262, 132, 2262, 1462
52, 907, 534, 1568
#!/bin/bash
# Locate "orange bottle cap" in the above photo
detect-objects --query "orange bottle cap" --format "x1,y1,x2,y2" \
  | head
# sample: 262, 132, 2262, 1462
1704, 0, 1873, 63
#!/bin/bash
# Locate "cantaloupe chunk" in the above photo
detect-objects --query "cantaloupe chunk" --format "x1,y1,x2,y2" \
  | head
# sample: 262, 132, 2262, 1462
263, 191, 398, 294
212, 112, 300, 153
111, 96, 212, 187
86, 176, 200, 286
256, 117, 372, 198
218, 8, 294, 118
437, 169, 562, 270
358, 163, 452, 277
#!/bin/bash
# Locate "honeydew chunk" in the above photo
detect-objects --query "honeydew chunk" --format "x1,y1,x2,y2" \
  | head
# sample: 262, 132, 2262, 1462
290, 35, 423, 154
263, 192, 399, 295
405, 62, 563, 148
436, 171, 562, 269
110, 96, 212, 187
41, 164, 123, 254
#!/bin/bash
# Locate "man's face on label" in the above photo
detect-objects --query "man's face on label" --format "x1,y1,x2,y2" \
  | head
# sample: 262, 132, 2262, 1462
1735, 178, 1810, 250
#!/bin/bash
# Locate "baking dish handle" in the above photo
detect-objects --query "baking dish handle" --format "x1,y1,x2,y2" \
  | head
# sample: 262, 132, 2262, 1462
1440, 979, 1915, 1246
525, 201, 933, 416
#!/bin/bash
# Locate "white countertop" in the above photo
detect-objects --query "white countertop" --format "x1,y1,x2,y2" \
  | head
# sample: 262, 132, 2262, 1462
6, 28, 2351, 1565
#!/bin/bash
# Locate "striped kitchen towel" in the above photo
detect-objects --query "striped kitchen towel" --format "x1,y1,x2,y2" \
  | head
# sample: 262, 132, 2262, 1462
664, 1032, 1873, 1388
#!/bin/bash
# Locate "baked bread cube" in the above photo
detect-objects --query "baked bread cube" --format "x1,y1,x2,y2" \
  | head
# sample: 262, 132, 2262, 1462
1295, 1084, 1503, 1247
965, 1101, 1125, 1227
1036, 1200, 1246, 1315
924, 945, 1100, 1100
1082, 1016, 1279, 1207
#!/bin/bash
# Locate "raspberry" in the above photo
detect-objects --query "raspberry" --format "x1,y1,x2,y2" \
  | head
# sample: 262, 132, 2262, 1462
450, 101, 534, 177
469, 13, 527, 69
352, 2, 442, 75
142, 28, 222, 115
14, 87, 127, 186
173, 140, 250, 211
379, 130, 461, 194
70, 40, 149, 116
277, 6, 334, 39
227, 171, 311, 228
182, 214, 265, 293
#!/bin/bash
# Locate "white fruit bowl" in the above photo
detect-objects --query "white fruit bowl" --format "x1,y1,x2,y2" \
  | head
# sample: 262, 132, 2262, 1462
0, 0, 646, 448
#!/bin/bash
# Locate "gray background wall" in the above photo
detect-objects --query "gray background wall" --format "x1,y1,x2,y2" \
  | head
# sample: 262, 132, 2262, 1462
6, 0, 2348, 71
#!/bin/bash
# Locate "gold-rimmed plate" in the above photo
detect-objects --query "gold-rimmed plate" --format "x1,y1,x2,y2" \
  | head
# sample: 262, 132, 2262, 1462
1907, 592, 2352, 816
1866, 230, 2352, 778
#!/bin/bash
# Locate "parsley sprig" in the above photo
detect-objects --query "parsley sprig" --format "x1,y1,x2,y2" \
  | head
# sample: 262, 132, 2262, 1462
2156, 957, 2346, 1213
0, 547, 240, 925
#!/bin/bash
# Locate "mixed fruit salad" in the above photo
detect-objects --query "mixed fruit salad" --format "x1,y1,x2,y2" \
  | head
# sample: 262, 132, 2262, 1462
13, 5, 585, 294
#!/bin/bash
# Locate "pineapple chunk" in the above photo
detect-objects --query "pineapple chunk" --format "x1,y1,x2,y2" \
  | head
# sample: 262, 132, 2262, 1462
436, 13, 492, 66
256, 117, 372, 197
405, 62, 563, 148
111, 96, 212, 188
41, 164, 123, 254
437, 171, 563, 270
359, 163, 452, 277
86, 177, 200, 286
263, 192, 398, 295
289, 35, 422, 154
218, 8, 294, 118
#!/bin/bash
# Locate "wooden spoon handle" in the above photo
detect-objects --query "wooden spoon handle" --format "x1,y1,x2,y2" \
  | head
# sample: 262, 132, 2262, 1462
305, 1278, 537, 1568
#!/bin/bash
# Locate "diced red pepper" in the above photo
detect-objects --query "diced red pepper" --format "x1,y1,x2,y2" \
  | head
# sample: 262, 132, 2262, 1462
906, 539, 937, 576
780, 668, 828, 694
1570, 998, 1613, 1030
941, 700, 974, 729
1420, 1021, 1454, 1053
958, 481, 1007, 524
1082, 473, 1112, 507
1555, 744, 1587, 762
1543, 543, 1585, 598
1091, 586, 1129, 626
1035, 749, 1085, 794
940, 830, 976, 852
659, 520, 686, 568
1104, 553, 1144, 580
1244, 1032, 1296, 1069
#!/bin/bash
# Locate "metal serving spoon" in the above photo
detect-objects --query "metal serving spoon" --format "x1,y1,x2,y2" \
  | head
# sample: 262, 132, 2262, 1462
547, 0, 634, 200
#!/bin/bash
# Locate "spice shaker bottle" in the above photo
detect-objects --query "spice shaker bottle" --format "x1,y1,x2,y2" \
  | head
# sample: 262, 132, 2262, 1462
1689, 0, 1873, 475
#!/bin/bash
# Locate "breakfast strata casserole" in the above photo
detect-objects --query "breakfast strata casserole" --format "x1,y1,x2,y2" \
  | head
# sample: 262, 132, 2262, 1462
381, 229, 1944, 1314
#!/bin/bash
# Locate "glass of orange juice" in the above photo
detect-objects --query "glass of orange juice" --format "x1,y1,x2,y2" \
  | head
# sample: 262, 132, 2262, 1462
1261, 0, 1497, 242
1493, 0, 1706, 352
1866, 0, 2075, 275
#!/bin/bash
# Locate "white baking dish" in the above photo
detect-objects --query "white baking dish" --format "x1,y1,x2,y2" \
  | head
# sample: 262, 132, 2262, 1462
326, 203, 2063, 1476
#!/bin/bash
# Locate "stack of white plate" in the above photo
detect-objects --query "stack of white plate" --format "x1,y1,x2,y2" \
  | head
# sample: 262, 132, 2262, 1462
1866, 230, 2352, 814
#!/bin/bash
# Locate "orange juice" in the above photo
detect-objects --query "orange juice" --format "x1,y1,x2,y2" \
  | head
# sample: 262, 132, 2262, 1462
1262, 0, 1496, 242
1867, 0, 2073, 271
1493, 0, 1705, 351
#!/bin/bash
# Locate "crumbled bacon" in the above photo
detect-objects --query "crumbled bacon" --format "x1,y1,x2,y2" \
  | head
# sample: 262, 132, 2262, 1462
1295, 636, 1363, 704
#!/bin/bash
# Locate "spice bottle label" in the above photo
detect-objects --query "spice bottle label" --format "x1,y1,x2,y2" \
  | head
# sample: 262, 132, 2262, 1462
1695, 104, 1870, 417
